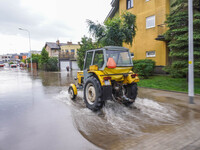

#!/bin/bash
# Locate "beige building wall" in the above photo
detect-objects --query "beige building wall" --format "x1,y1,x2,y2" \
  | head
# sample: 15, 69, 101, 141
46, 46, 59, 57
60, 42, 80, 59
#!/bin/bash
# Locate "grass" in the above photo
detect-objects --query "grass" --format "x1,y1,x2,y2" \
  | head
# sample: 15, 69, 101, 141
137, 75, 200, 94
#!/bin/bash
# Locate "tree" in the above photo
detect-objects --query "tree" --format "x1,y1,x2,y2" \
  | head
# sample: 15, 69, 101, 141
32, 54, 41, 64
164, 0, 200, 77
46, 57, 59, 71
40, 47, 49, 70
87, 11, 136, 46
40, 47, 49, 65
77, 36, 100, 70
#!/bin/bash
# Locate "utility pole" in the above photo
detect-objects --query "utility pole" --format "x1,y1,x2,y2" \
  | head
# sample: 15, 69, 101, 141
19, 28, 33, 75
188, 0, 194, 104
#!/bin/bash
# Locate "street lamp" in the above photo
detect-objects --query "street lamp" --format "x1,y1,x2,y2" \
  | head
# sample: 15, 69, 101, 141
188, 0, 194, 104
19, 28, 33, 75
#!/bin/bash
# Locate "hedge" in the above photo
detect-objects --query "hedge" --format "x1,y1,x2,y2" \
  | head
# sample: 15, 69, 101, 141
132, 59, 155, 78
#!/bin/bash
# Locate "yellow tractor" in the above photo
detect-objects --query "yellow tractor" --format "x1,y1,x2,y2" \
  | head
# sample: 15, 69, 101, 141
68, 46, 139, 111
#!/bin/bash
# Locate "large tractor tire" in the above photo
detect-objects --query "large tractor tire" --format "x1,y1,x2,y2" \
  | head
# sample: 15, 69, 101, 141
123, 83, 138, 106
84, 77, 104, 111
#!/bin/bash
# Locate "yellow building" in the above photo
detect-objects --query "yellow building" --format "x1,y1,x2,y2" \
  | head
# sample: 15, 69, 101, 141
60, 42, 80, 59
107, 0, 172, 70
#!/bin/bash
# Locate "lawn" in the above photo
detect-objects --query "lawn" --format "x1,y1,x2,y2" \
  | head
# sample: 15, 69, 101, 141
137, 75, 200, 94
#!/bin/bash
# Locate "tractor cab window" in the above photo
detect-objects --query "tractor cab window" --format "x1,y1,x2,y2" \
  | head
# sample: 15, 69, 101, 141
106, 50, 132, 66
84, 51, 93, 69
93, 50, 104, 68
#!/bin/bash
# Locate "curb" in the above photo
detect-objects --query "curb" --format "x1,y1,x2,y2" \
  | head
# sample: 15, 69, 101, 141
138, 86, 200, 96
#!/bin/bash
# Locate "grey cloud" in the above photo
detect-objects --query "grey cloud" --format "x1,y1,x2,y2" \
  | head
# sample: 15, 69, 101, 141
0, 0, 72, 40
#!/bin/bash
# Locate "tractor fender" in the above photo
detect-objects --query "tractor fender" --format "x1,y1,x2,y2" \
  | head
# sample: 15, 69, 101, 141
70, 84, 77, 95
88, 71, 110, 86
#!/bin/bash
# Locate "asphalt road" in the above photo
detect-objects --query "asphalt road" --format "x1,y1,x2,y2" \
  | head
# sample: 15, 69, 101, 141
0, 67, 200, 150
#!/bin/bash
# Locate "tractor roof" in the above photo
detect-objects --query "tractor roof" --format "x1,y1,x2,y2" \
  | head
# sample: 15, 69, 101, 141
87, 46, 129, 52
104, 46, 129, 51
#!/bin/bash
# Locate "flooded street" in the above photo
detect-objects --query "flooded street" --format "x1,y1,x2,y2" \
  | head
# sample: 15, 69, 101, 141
0, 68, 200, 150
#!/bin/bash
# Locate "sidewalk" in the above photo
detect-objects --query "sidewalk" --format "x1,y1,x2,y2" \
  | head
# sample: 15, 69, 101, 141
138, 87, 200, 112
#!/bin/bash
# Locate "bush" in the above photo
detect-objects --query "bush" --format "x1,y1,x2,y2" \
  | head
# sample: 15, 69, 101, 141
132, 59, 155, 78
163, 65, 186, 78
46, 57, 59, 71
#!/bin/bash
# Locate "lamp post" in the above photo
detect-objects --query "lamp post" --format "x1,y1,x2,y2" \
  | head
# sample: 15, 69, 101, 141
188, 0, 194, 104
19, 28, 32, 75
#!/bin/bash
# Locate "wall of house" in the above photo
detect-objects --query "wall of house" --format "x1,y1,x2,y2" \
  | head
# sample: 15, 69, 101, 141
46, 46, 59, 57
51, 50, 59, 57
46, 46, 52, 57
60, 44, 80, 59
119, 0, 170, 66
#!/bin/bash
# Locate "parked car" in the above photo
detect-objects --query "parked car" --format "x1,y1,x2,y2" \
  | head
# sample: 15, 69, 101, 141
0, 63, 4, 67
10, 64, 17, 68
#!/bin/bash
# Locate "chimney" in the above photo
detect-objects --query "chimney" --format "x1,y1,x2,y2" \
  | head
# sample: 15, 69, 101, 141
78, 42, 80, 45
67, 41, 72, 45
56, 40, 60, 46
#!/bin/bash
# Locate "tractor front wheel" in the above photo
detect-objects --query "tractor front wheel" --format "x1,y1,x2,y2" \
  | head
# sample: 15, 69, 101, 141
68, 86, 77, 100
84, 77, 104, 111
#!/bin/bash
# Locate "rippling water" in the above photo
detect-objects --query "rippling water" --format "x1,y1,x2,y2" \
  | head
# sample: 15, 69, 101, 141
1, 68, 200, 150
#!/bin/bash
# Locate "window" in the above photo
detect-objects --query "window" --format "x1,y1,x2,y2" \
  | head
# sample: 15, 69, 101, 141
106, 50, 132, 66
71, 49, 75, 53
127, 0, 133, 9
146, 51, 156, 57
84, 51, 93, 69
146, 15, 155, 29
146, 0, 149, 2
93, 50, 104, 68
65, 50, 69, 53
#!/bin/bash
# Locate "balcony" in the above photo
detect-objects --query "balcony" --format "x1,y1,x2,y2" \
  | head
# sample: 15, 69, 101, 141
155, 24, 166, 41
59, 52, 76, 60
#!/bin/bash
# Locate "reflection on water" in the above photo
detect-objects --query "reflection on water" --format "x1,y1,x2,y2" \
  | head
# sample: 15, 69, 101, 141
39, 71, 76, 86
0, 69, 99, 150
1, 68, 200, 150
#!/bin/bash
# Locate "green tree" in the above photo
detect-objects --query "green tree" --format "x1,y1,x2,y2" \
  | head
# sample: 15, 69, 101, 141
32, 54, 41, 64
87, 11, 136, 46
40, 47, 49, 65
40, 47, 49, 70
46, 57, 59, 71
164, 0, 200, 77
21, 59, 26, 63
77, 36, 99, 70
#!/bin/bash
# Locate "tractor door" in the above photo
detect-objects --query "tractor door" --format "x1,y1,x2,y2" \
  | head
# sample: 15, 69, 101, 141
83, 51, 94, 83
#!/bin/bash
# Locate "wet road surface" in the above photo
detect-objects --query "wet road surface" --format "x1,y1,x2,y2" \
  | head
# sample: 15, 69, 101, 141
0, 67, 200, 150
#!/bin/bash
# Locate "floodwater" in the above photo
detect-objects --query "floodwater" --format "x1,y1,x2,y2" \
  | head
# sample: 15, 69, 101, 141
0, 67, 200, 150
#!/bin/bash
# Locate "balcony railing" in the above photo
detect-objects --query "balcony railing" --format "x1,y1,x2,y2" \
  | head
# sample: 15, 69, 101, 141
59, 52, 76, 60
155, 24, 166, 41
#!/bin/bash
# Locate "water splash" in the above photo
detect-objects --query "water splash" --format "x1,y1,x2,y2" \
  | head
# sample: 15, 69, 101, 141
56, 87, 179, 136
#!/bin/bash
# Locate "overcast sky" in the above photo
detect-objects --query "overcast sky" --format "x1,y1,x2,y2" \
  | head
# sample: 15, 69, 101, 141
0, 0, 111, 55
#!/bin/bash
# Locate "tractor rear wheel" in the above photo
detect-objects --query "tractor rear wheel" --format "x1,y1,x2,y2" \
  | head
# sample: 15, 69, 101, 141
84, 77, 104, 111
123, 83, 138, 106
